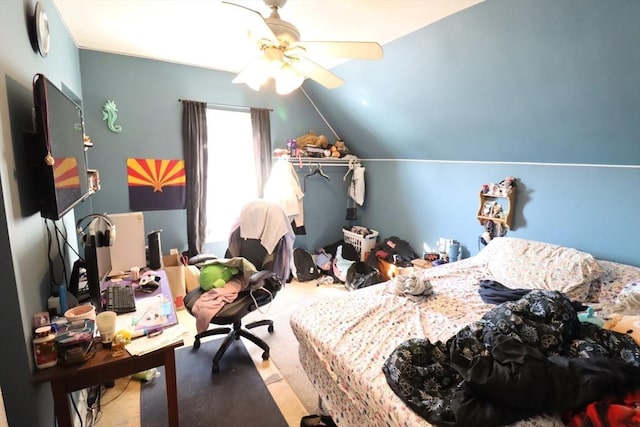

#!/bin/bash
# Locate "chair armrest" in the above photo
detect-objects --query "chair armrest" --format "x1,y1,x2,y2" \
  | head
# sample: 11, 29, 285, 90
247, 270, 276, 288
188, 254, 217, 266
247, 270, 282, 292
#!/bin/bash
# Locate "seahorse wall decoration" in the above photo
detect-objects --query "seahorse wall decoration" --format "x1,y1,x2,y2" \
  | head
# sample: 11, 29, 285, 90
102, 100, 122, 133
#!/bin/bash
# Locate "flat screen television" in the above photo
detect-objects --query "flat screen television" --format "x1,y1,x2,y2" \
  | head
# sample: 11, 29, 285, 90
32, 73, 91, 220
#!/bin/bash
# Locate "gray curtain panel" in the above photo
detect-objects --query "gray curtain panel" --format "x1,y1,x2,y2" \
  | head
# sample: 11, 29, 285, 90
181, 100, 208, 257
250, 108, 272, 198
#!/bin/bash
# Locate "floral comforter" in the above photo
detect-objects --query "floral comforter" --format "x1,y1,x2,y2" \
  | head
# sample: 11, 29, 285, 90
290, 257, 640, 427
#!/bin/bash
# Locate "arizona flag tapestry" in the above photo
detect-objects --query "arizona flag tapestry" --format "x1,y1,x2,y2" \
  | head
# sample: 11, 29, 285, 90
127, 158, 186, 211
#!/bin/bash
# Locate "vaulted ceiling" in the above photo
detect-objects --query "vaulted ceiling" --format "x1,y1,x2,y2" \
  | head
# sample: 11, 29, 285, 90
54, 0, 483, 73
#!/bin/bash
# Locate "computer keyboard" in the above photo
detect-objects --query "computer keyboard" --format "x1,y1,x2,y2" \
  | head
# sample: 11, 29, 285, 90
106, 284, 137, 314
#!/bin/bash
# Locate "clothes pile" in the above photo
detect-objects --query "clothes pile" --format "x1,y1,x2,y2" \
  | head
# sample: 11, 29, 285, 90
367, 235, 418, 268
385, 274, 434, 302
383, 289, 640, 427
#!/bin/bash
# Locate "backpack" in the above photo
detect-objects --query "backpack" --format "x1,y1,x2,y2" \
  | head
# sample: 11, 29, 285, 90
292, 248, 321, 282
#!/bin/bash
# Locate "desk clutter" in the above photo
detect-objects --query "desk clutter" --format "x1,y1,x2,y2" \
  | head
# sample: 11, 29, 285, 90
32, 269, 180, 370
32, 316, 97, 369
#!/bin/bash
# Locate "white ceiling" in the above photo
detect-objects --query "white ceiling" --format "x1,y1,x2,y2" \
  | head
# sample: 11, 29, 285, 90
53, 0, 483, 74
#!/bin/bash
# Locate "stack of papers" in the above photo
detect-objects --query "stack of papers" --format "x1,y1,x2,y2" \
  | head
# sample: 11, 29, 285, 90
125, 324, 189, 356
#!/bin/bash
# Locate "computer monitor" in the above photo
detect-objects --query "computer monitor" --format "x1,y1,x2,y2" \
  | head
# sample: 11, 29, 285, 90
107, 212, 146, 274
84, 232, 112, 313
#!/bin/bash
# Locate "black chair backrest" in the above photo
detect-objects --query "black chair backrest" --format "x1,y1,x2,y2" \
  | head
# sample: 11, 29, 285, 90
225, 228, 273, 271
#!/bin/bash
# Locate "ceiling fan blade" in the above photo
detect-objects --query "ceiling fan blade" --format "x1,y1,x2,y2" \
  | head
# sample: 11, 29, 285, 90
221, 1, 278, 45
289, 56, 344, 89
293, 41, 383, 60
232, 56, 270, 90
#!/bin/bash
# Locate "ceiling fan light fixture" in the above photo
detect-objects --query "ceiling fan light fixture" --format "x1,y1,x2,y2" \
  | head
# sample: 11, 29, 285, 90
233, 55, 272, 90
244, 74, 268, 91
275, 63, 304, 95
230, 0, 382, 91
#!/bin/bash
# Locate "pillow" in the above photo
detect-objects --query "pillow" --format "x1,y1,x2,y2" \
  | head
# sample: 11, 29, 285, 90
480, 237, 602, 300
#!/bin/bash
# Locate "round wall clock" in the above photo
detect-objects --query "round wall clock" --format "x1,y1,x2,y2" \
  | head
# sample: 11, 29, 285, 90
33, 1, 50, 57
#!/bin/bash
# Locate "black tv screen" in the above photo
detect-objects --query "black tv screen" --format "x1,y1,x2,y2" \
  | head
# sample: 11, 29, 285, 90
32, 73, 90, 220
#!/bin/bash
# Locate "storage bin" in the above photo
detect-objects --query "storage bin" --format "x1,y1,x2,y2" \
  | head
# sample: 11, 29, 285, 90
343, 226, 379, 261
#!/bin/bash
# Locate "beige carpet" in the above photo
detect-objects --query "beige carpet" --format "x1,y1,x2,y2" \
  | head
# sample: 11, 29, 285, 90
97, 277, 347, 426
244, 278, 348, 413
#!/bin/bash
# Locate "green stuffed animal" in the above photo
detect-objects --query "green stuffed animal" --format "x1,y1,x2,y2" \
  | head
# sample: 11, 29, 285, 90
199, 263, 240, 291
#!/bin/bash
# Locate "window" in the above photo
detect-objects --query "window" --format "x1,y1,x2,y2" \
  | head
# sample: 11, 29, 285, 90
204, 108, 257, 243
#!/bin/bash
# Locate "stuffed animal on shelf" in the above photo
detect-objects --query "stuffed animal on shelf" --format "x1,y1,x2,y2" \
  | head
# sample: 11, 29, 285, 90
498, 176, 517, 196
199, 263, 240, 291
317, 134, 329, 148
492, 203, 503, 218
295, 130, 330, 149
604, 314, 640, 345
330, 139, 350, 157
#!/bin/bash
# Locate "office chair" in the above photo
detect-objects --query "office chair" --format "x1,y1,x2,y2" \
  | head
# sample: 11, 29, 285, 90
183, 200, 294, 373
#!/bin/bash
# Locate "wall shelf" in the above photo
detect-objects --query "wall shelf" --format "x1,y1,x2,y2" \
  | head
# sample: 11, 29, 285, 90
476, 187, 517, 230
275, 156, 361, 168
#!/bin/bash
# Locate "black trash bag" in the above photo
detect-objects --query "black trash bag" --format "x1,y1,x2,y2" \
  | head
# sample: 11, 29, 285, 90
345, 261, 385, 291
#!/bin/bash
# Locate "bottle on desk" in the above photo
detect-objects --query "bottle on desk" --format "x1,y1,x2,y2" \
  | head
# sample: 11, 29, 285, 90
33, 326, 57, 369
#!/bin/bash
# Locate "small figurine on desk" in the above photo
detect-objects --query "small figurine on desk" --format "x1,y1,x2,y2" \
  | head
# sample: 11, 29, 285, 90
111, 330, 132, 357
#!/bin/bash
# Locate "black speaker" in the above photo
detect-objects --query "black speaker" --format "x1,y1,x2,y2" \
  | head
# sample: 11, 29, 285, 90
147, 230, 162, 269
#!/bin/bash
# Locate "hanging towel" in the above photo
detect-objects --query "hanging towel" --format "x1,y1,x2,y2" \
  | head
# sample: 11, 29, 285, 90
349, 165, 366, 206
263, 159, 305, 228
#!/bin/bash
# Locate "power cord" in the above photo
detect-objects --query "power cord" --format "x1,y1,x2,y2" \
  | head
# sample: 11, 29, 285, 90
250, 286, 274, 315
45, 218, 80, 298
45, 220, 61, 296
85, 386, 101, 427
69, 392, 83, 427
53, 220, 83, 261
54, 221, 70, 289
99, 376, 134, 407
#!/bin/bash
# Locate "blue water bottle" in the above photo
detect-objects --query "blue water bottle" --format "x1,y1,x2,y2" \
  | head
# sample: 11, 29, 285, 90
58, 284, 68, 314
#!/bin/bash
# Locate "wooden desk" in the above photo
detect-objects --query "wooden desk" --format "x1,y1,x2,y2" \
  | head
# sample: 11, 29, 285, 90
32, 335, 183, 427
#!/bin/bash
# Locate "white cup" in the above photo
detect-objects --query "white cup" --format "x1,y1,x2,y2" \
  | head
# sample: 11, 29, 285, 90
96, 311, 117, 347
130, 266, 140, 281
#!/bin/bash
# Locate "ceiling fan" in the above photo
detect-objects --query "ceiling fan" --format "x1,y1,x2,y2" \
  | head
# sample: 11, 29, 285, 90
225, 0, 384, 94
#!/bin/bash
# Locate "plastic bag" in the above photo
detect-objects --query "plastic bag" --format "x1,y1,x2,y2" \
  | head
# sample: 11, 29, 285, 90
345, 261, 385, 291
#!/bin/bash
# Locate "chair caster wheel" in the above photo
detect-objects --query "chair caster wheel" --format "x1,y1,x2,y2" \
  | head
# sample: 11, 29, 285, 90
268, 324, 274, 333
262, 351, 270, 361
193, 339, 201, 350
212, 362, 220, 373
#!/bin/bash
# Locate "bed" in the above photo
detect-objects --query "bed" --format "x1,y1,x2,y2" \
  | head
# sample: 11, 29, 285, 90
290, 237, 640, 427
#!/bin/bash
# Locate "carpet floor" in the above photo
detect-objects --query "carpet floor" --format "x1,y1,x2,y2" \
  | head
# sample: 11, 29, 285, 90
140, 339, 288, 427
243, 280, 348, 414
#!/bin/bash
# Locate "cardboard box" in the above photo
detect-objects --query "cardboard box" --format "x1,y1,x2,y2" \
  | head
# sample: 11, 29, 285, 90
162, 252, 186, 310
185, 265, 200, 293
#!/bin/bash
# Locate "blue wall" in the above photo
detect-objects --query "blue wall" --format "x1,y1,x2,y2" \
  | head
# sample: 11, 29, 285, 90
302, 0, 640, 265
78, 51, 336, 256
81, 0, 639, 265
0, 1, 84, 425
